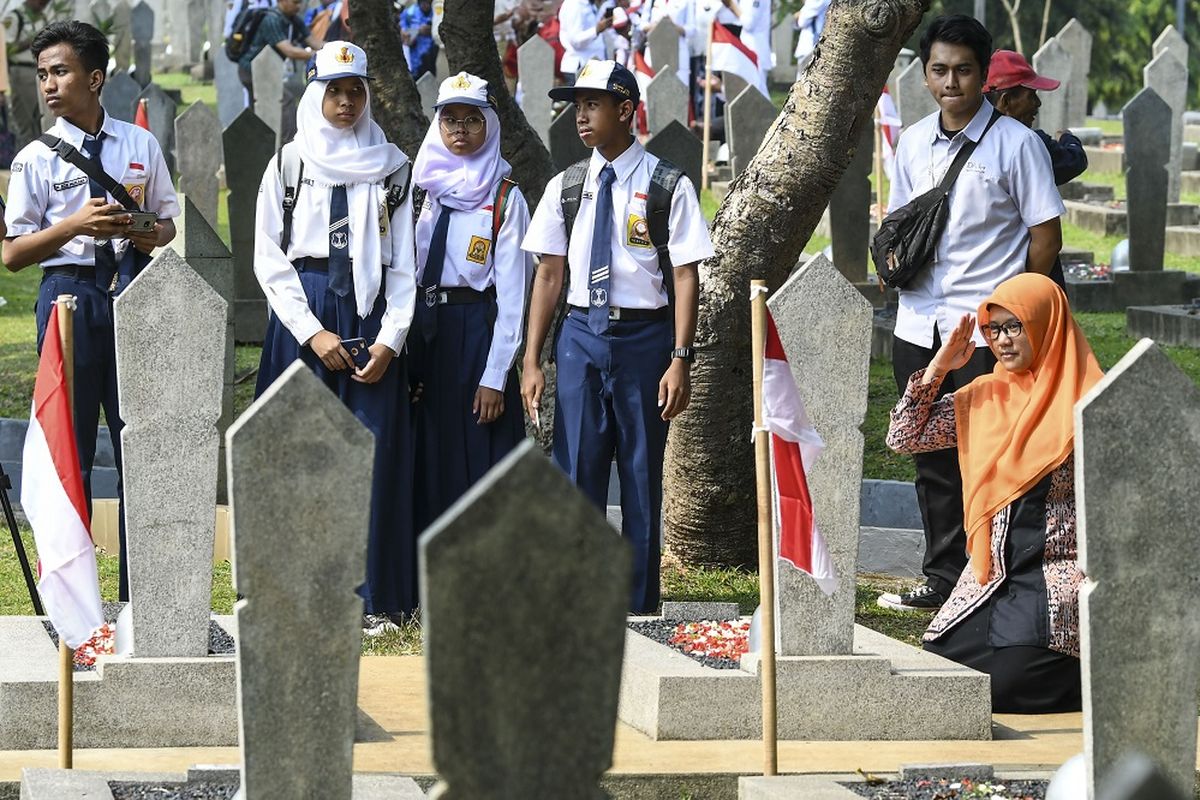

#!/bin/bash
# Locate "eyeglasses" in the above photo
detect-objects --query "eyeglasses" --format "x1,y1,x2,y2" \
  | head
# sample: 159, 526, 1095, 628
980, 320, 1024, 341
438, 114, 485, 134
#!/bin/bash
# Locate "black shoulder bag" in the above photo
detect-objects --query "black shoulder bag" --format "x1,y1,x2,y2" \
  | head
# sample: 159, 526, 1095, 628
36, 133, 143, 211
871, 110, 1000, 289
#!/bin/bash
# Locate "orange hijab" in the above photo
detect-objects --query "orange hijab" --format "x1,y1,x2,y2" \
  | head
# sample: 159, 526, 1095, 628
954, 273, 1104, 583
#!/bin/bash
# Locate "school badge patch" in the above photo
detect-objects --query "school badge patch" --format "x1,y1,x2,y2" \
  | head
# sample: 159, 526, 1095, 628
466, 235, 491, 264
123, 183, 146, 206
627, 213, 652, 248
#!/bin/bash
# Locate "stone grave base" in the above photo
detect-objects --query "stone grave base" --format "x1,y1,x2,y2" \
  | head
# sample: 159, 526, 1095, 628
618, 622, 991, 741
0, 616, 237, 749
233, 298, 267, 344
19, 768, 426, 799
737, 768, 1051, 800
1065, 270, 1191, 312
1126, 304, 1200, 346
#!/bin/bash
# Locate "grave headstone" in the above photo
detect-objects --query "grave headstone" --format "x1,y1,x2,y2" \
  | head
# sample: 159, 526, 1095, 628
1143, 50, 1188, 203
223, 110, 275, 342
645, 119, 702, 192
278, 64, 304, 146
767, 254, 872, 655
111, 0, 132, 72
1032, 38, 1071, 137
114, 249, 226, 658
131, 0, 154, 87
726, 85, 776, 178
1057, 19, 1093, 128
517, 35, 555, 146
137, 82, 176, 175
101, 71, 140, 123
251, 48, 285, 144
421, 442, 631, 799
185, 0, 206, 67
1122, 88, 1171, 272
214, 48, 245, 128
648, 19, 681, 79
895, 58, 937, 128
1077, 339, 1200, 799
645, 70, 689, 137
723, 71, 748, 105
228, 361, 375, 800
827, 122, 873, 284
88, 0, 112, 26
1152, 24, 1189, 67
549, 106, 590, 172
435, 48, 449, 81
770, 18, 795, 85
416, 72, 437, 120
175, 102, 223, 240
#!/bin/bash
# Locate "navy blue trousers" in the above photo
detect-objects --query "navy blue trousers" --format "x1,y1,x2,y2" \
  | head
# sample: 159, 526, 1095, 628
255, 264, 416, 615
35, 272, 131, 600
410, 299, 524, 533
553, 310, 672, 613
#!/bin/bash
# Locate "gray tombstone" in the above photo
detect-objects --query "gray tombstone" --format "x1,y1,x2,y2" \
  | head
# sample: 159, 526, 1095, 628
88, 0, 112, 27
138, 83, 176, 175
769, 18, 795, 86
1077, 339, 1200, 799
175, 102, 223, 238
1122, 88, 1171, 272
185, 0, 206, 67
895, 58, 937, 128
435, 48, 449, 80
131, 0, 154, 87
1152, 24, 1189, 67
1057, 19, 1092, 128
101, 71, 140, 123
549, 106, 590, 172
111, 0, 132, 72
421, 442, 631, 799
645, 120, 702, 192
1032, 38, 1071, 137
228, 362, 375, 800
251, 48, 285, 144
223, 110, 275, 343
114, 249, 226, 658
517, 35, 555, 146
767, 254, 872, 656
827, 121, 874, 284
1143, 50, 1188, 203
647, 19, 681, 79
722, 71, 748, 105
215, 49, 245, 128
416, 72, 438, 121
645, 70, 689, 137
726, 85, 776, 178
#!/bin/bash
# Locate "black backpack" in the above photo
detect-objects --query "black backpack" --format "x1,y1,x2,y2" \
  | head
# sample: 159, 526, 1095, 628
225, 4, 271, 62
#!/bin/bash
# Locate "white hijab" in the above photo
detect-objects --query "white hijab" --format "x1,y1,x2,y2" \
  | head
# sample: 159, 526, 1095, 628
293, 76, 408, 319
412, 105, 510, 210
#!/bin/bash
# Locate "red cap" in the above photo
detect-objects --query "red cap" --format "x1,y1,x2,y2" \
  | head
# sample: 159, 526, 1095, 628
984, 50, 1061, 93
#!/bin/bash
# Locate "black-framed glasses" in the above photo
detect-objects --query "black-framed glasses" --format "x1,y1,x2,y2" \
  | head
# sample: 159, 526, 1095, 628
980, 320, 1024, 341
438, 114, 485, 134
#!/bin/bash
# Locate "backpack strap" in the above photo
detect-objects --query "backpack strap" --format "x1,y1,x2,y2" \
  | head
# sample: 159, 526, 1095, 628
558, 158, 590, 244
491, 177, 517, 243
384, 161, 412, 220
278, 142, 304, 252
646, 158, 684, 307
37, 133, 141, 211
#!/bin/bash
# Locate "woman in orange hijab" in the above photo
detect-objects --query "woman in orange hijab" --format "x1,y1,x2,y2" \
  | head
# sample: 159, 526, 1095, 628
886, 273, 1104, 713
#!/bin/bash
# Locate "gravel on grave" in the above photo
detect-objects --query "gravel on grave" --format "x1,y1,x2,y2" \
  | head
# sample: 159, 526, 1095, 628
627, 619, 743, 670
43, 602, 235, 672
109, 781, 238, 800
843, 777, 1048, 800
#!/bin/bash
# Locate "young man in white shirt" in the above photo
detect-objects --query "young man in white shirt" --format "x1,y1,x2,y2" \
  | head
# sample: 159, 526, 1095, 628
521, 60, 712, 613
558, 0, 612, 78
877, 15, 1064, 612
3, 21, 179, 602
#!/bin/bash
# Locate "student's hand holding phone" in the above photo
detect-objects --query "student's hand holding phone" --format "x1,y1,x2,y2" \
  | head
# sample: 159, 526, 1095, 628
71, 199, 132, 238
352, 343, 395, 384
308, 330, 355, 371
127, 221, 163, 254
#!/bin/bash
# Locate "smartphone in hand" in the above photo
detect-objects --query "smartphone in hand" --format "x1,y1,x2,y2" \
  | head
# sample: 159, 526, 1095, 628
341, 337, 371, 370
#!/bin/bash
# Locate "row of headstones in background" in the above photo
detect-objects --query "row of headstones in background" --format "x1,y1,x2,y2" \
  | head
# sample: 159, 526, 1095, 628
1146, 26, 1189, 203
100, 74, 175, 173
727, 84, 776, 178
548, 107, 701, 190
647, 19, 681, 79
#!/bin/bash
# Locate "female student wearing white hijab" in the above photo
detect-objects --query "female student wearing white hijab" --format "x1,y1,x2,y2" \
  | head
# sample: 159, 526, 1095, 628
410, 72, 532, 533
252, 41, 418, 634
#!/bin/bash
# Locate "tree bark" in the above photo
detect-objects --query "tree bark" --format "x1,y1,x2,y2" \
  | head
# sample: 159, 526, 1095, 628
662, 0, 930, 568
438, 0, 558, 210
347, 0, 430, 158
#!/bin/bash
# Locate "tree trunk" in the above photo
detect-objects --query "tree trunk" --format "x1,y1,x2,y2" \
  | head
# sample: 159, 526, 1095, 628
347, 0, 430, 158
662, 0, 930, 568
438, 0, 558, 210
997, 0, 1024, 55
1038, 0, 1053, 50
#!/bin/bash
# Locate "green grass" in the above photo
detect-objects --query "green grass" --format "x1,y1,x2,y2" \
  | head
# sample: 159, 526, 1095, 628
0, 265, 43, 419
1085, 116, 1123, 136
1060, 219, 1200, 273
154, 71, 218, 113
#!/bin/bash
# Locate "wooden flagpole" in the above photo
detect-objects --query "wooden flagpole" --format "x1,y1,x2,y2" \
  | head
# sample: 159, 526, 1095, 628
54, 293, 76, 770
750, 279, 778, 776
874, 103, 885, 226
701, 20, 714, 192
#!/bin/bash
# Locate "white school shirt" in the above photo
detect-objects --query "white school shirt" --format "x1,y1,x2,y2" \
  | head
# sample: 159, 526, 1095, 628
253, 155, 417, 355
5, 114, 180, 268
559, 0, 609, 75
522, 140, 713, 309
691, 0, 740, 56
415, 185, 534, 392
737, 0, 774, 83
887, 100, 1065, 349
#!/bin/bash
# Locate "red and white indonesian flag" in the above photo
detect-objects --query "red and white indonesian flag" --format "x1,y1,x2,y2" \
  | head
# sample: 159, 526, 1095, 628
21, 304, 106, 649
877, 87, 901, 181
763, 311, 838, 596
711, 21, 768, 96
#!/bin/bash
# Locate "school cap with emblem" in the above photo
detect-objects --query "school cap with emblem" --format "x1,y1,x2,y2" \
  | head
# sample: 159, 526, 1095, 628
307, 41, 372, 83
548, 59, 640, 105
434, 72, 497, 109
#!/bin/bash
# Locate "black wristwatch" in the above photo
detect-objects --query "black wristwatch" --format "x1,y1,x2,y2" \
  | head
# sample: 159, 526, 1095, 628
671, 346, 695, 363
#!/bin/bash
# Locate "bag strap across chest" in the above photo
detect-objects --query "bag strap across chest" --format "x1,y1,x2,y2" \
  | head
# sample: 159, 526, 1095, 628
37, 133, 142, 211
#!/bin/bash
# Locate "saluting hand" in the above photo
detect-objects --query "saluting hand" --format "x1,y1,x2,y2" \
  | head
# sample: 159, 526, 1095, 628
924, 313, 977, 385
71, 199, 132, 238
308, 330, 356, 372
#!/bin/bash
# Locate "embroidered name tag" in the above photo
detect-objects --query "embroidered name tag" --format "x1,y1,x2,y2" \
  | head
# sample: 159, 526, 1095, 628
466, 235, 491, 264
53, 176, 88, 191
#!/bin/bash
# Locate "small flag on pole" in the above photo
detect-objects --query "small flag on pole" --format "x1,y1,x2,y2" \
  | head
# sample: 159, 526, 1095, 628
762, 312, 838, 596
877, 88, 901, 180
710, 21, 768, 96
134, 98, 150, 131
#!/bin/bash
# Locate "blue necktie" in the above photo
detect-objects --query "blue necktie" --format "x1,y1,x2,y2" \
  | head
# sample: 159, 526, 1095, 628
328, 185, 352, 298
420, 206, 453, 343
82, 134, 118, 292
587, 165, 616, 336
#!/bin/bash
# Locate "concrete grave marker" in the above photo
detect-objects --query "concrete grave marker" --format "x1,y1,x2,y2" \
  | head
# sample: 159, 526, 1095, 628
723, 71, 748, 105
648, 19, 681, 78
223, 109, 275, 342
88, 0, 111, 27
101, 71, 140, 123
1032, 38, 1071, 137
138, 82, 177, 175
770, 18, 795, 85
1122, 88, 1171, 272
828, 121, 873, 284
185, 0, 206, 67
213, 0, 245, 128
726, 85, 776, 178
645, 70, 689, 137
1057, 19, 1092, 128
422, 441, 631, 799
517, 35, 555, 145
1152, 24, 1189, 66
251, 48, 285, 145
416, 72, 437, 120
111, 0, 132, 72
228, 362, 375, 800
1143, 50, 1188, 203
131, 0, 153, 87
645, 119, 702, 192
767, 254, 872, 655
114, 249, 226, 658
549, 106, 590, 172
175, 101, 223, 232
436, 48, 449, 81
895, 58, 937, 128
1077, 339, 1200, 799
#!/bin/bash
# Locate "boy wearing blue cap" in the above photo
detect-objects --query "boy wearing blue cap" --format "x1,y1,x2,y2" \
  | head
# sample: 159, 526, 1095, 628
521, 59, 713, 614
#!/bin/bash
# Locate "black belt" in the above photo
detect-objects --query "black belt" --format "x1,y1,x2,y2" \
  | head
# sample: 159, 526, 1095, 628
43, 264, 96, 279
295, 257, 331, 272
422, 285, 495, 306
568, 304, 670, 322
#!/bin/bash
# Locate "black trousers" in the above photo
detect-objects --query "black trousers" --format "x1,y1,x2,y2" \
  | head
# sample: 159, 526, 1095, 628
892, 327, 996, 596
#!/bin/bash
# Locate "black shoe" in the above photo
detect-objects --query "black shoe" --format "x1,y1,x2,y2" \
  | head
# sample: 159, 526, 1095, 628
876, 584, 945, 612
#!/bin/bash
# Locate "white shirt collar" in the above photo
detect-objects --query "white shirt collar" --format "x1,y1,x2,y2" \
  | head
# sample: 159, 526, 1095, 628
52, 110, 121, 147
930, 98, 995, 144
588, 137, 645, 187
